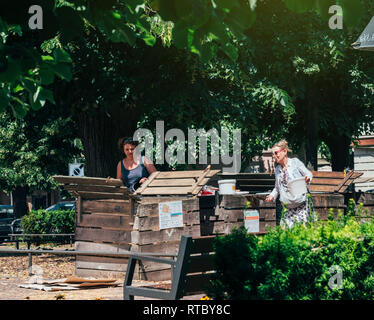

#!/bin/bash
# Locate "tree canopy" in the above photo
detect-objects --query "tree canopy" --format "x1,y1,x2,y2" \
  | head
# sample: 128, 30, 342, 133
0, 0, 367, 118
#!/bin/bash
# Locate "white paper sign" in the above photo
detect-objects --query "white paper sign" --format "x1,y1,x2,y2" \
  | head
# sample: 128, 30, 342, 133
158, 201, 184, 230
244, 210, 259, 233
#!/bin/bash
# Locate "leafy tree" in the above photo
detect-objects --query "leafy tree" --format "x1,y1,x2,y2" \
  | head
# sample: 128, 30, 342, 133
0, 105, 80, 218
0, 0, 366, 118
231, 0, 374, 170
0, 0, 369, 178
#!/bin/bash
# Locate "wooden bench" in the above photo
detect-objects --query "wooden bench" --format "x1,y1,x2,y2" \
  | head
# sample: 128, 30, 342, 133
123, 235, 215, 300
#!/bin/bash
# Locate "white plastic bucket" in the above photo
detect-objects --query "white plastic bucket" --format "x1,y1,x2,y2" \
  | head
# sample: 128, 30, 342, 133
287, 177, 307, 198
218, 179, 236, 195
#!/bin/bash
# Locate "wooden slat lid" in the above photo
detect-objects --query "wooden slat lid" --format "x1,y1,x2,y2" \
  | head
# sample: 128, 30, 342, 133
53, 175, 133, 200
135, 166, 220, 196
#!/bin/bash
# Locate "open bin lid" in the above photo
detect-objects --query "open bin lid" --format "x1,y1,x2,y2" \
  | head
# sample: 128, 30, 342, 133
54, 166, 220, 199
53, 176, 133, 200
217, 170, 363, 194
308, 171, 363, 193
134, 166, 220, 196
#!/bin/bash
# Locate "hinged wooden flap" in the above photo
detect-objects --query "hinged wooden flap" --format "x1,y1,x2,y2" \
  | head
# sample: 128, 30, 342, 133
138, 166, 220, 196
53, 175, 132, 200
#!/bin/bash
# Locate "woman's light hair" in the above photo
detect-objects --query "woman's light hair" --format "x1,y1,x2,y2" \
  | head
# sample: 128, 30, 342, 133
273, 139, 290, 152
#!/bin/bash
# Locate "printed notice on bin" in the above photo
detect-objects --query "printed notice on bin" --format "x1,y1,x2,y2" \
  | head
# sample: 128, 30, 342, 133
158, 201, 184, 230
244, 210, 259, 233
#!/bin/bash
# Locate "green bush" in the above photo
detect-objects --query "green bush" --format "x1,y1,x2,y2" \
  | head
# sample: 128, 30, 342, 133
208, 215, 374, 300
21, 209, 75, 234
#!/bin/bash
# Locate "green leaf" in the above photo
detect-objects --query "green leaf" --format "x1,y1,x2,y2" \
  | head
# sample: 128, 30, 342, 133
11, 97, 29, 118
39, 88, 55, 105
13, 85, 23, 93
283, 0, 315, 14
53, 63, 72, 81
222, 42, 238, 62
141, 33, 157, 46
208, 16, 230, 43
172, 21, 192, 49
53, 48, 72, 64
0, 59, 21, 83
41, 55, 55, 62
0, 88, 10, 111
39, 67, 55, 86
200, 42, 216, 63
112, 25, 137, 45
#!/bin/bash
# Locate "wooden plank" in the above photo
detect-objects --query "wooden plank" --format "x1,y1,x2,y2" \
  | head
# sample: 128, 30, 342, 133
79, 213, 132, 229
134, 211, 200, 231
148, 178, 196, 187
311, 177, 343, 185
75, 260, 128, 272
219, 194, 248, 208
134, 171, 160, 195
64, 184, 129, 194
53, 175, 124, 187
131, 241, 180, 256
157, 170, 220, 179
75, 268, 125, 280
140, 186, 193, 195
76, 195, 82, 225
311, 171, 345, 178
200, 221, 243, 236
75, 241, 131, 253
72, 191, 130, 200
75, 227, 132, 243
190, 165, 212, 195
82, 199, 131, 215
136, 198, 200, 218
309, 185, 336, 192
131, 225, 201, 245
334, 171, 354, 192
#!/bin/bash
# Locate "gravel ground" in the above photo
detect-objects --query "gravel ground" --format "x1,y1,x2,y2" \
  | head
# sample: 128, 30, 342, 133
0, 243, 204, 300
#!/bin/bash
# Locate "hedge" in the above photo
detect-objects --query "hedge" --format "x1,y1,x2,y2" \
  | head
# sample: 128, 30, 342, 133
20, 209, 75, 235
208, 204, 374, 300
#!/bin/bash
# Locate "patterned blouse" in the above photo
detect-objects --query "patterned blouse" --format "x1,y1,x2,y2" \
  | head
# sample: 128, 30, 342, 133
269, 157, 313, 208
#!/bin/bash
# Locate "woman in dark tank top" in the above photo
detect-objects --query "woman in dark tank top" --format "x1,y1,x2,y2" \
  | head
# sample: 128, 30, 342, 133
116, 137, 157, 192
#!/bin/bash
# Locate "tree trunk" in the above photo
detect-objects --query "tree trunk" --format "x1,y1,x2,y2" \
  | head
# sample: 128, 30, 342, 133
75, 104, 140, 178
325, 135, 351, 172
12, 186, 28, 219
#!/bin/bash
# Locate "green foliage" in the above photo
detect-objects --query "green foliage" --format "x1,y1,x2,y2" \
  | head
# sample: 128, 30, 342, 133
208, 215, 374, 300
0, 107, 81, 193
0, 0, 368, 118
20, 209, 75, 234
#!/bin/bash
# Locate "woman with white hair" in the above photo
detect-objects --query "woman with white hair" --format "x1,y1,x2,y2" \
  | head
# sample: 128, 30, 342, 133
265, 140, 313, 228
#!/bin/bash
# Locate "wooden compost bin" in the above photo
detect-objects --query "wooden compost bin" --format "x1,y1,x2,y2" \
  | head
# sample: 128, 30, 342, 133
219, 170, 363, 222
55, 167, 257, 281
54, 169, 363, 281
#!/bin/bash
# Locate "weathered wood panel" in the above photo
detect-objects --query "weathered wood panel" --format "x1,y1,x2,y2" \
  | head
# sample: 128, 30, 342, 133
82, 199, 131, 214
131, 225, 201, 245
75, 227, 132, 244
79, 213, 132, 229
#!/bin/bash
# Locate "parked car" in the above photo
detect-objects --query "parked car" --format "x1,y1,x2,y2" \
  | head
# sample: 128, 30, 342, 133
0, 205, 14, 242
45, 201, 76, 212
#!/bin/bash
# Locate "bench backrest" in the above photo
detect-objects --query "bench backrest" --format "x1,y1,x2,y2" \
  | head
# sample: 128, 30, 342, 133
175, 235, 216, 298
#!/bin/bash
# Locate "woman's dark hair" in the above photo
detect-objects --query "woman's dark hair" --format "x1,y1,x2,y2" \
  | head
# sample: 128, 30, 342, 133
117, 137, 139, 153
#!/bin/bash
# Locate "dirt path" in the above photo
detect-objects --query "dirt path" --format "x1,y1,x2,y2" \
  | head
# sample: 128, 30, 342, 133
0, 243, 203, 300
